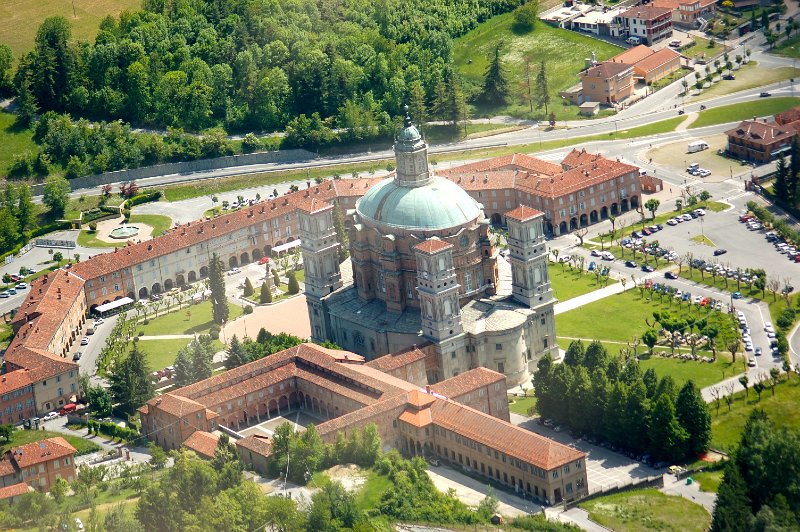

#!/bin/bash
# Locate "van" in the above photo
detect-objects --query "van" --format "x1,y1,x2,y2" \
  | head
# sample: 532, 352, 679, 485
86, 320, 95, 335
59, 403, 77, 416
688, 141, 708, 153
626, 36, 641, 45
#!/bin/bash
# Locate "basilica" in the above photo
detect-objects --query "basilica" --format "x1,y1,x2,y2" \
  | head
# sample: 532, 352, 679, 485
300, 113, 557, 387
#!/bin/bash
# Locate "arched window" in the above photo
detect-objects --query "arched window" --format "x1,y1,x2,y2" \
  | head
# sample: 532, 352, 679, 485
444, 300, 453, 317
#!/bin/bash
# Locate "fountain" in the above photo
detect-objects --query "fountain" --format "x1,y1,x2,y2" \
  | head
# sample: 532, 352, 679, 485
109, 225, 140, 239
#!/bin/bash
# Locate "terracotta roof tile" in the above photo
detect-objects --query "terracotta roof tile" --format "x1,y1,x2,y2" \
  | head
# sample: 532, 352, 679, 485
406, 389, 437, 409
431, 400, 584, 470
725, 120, 795, 146
10, 437, 75, 468
0, 458, 18, 477
365, 344, 430, 372
610, 44, 655, 65
414, 238, 454, 254
775, 106, 800, 125
0, 483, 30, 500
236, 434, 273, 456
505, 205, 543, 222
430, 368, 505, 399
620, 5, 673, 19
183, 431, 220, 459
0, 370, 33, 394
583, 61, 633, 79
633, 47, 680, 74
398, 407, 433, 427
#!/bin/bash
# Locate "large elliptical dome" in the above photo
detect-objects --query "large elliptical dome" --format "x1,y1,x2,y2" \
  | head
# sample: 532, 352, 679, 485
356, 110, 483, 231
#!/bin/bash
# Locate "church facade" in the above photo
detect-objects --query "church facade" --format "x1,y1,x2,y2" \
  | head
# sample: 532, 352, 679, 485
301, 115, 558, 387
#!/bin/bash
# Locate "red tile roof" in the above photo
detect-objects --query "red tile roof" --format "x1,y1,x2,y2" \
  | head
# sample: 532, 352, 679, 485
438, 153, 562, 177
633, 47, 681, 74
10, 437, 75, 468
620, 5, 673, 19
431, 400, 584, 470
430, 368, 505, 399
583, 61, 633, 79
0, 483, 30, 500
183, 431, 220, 459
0, 370, 33, 395
725, 120, 795, 146
236, 434, 273, 456
505, 205, 543, 222
414, 238, 454, 254
365, 344, 430, 372
610, 44, 655, 65
0, 458, 18, 477
775, 106, 800, 125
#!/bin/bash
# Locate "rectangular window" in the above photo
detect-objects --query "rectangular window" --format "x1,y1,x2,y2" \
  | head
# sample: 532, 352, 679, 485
495, 344, 502, 350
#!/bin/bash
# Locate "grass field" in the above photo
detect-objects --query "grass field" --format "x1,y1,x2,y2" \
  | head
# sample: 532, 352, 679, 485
579, 488, 711, 532
137, 300, 243, 336
709, 378, 800, 452
0, 0, 142, 61
689, 97, 800, 129
681, 37, 716, 59
690, 62, 800, 102
76, 214, 172, 249
453, 13, 621, 121
508, 395, 537, 416
0, 112, 37, 177
132, 338, 190, 370
690, 234, 715, 246
549, 263, 614, 302
1, 428, 101, 456
773, 33, 800, 58
692, 469, 723, 493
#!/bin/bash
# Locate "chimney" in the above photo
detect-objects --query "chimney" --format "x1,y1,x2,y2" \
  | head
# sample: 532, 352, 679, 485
148, 244, 153, 251
425, 385, 431, 393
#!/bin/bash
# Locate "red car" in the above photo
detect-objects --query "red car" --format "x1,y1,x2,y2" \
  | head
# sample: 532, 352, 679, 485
258, 256, 270, 265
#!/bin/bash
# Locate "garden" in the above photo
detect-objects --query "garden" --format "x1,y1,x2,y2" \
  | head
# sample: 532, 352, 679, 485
548, 262, 616, 302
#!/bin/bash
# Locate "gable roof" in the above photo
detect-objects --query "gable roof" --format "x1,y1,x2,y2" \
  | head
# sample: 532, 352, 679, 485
725, 120, 795, 145
183, 431, 220, 459
10, 437, 76, 468
620, 5, 672, 19
610, 44, 655, 65
583, 61, 633, 80
430, 367, 505, 399
633, 47, 681, 74
505, 205, 543, 223
414, 237, 454, 254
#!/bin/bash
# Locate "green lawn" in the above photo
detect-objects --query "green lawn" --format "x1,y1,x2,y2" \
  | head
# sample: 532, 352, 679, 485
129, 214, 173, 237
0, 111, 37, 177
508, 395, 537, 416
128, 338, 224, 370
549, 263, 614, 302
1, 428, 101, 456
137, 300, 243, 336
692, 469, 723, 493
453, 12, 622, 121
689, 97, 800, 129
0, 0, 142, 61
579, 488, 711, 532
773, 33, 800, 57
691, 61, 800, 102
709, 378, 800, 452
354, 470, 393, 512
680, 37, 716, 59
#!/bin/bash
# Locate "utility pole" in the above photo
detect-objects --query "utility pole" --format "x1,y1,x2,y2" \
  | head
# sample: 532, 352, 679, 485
72, 0, 77, 17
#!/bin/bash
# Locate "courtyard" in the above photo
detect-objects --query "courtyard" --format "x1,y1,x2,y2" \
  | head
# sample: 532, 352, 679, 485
237, 410, 321, 438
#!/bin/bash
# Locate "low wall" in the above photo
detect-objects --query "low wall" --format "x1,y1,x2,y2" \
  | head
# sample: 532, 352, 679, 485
565, 474, 665, 510
66, 148, 317, 191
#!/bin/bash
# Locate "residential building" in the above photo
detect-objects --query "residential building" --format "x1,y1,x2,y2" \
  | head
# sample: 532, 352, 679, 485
609, 45, 682, 85
0, 437, 76, 495
615, 6, 674, 45
652, 0, 716, 28
140, 343, 588, 505
725, 119, 796, 162
581, 62, 635, 104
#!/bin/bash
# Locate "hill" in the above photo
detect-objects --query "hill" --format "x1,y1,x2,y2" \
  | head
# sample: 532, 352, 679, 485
0, 0, 141, 60
453, 12, 621, 121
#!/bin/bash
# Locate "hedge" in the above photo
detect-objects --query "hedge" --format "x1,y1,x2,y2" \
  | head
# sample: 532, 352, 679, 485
126, 190, 162, 207
87, 420, 141, 443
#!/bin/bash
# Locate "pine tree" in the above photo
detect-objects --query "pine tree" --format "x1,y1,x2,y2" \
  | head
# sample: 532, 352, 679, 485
431, 78, 448, 120
16, 75, 38, 128
711, 461, 754, 532
225, 335, 250, 370
243, 277, 254, 297
534, 61, 550, 116
478, 44, 508, 106
333, 203, 349, 262
675, 380, 712, 457
287, 272, 300, 295
407, 79, 428, 127
109, 344, 154, 415
256, 328, 270, 344
648, 394, 688, 461
446, 75, 468, 135
273, 269, 280, 288
16, 185, 34, 233
208, 253, 229, 324
775, 154, 790, 203
190, 337, 213, 382
260, 281, 273, 303
174, 346, 194, 387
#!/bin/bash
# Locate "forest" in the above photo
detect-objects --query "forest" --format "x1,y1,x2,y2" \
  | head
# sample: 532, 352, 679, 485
10, 0, 525, 135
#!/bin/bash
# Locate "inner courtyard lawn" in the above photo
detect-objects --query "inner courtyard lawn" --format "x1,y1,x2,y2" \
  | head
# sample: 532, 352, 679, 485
507, 395, 537, 416
128, 338, 225, 370
579, 489, 711, 532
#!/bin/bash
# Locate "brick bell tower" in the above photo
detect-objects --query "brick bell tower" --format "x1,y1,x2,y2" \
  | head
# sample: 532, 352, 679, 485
414, 237, 466, 380
298, 199, 343, 342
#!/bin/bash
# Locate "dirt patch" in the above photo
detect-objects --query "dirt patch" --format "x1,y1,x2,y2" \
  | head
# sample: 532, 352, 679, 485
326, 464, 367, 492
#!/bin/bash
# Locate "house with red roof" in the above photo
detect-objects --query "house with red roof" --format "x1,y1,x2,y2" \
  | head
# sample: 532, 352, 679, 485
0, 436, 77, 498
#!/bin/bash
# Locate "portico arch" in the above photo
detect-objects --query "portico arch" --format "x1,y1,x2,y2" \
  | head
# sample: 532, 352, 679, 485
138, 287, 148, 299
228, 256, 238, 269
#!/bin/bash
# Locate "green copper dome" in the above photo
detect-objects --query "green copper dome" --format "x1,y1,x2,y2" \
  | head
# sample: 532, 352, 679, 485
398, 124, 421, 142
356, 175, 483, 230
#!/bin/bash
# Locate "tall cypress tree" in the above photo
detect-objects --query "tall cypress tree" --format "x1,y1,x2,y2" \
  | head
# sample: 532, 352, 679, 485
478, 44, 509, 106
208, 253, 229, 324
711, 461, 755, 532
774, 153, 789, 203
109, 344, 154, 415
675, 380, 712, 456
535, 61, 550, 115
648, 394, 688, 461
788, 136, 800, 205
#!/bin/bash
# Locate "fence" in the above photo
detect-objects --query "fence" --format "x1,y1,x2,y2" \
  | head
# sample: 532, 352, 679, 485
565, 474, 665, 509
64, 148, 317, 191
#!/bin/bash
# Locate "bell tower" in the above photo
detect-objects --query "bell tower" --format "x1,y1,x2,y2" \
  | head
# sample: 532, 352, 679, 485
298, 199, 342, 342
394, 106, 432, 187
414, 237, 466, 379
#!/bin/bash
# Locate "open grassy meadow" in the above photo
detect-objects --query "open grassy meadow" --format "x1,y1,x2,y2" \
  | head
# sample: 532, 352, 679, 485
0, 112, 37, 177
0, 0, 142, 60
580, 489, 711, 532
453, 13, 622, 120
549, 263, 615, 302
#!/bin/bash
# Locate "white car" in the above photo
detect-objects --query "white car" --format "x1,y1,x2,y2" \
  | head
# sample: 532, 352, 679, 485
667, 219, 679, 226
80, 337, 89, 346
745, 343, 754, 352
748, 358, 757, 367
94, 318, 105, 325
226, 268, 241, 276
764, 322, 774, 332
43, 412, 59, 421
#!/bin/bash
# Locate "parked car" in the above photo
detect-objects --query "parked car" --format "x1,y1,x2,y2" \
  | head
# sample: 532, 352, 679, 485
227, 268, 241, 276
72, 352, 82, 361
95, 318, 105, 325
665, 271, 678, 279
258, 256, 271, 265
722, 74, 736, 80
748, 358, 757, 367
42, 412, 59, 421
641, 265, 655, 273
0, 291, 10, 298
760, 91, 772, 97
15, 282, 27, 289
667, 218, 678, 226
713, 248, 727, 256
625, 260, 637, 268
755, 347, 763, 356
80, 337, 89, 346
